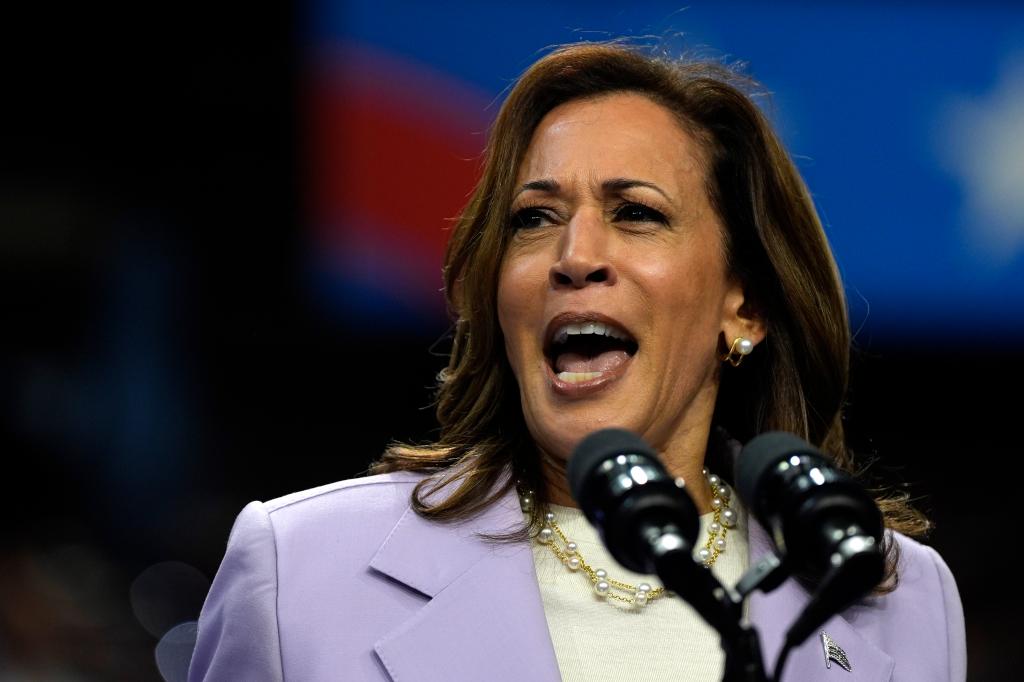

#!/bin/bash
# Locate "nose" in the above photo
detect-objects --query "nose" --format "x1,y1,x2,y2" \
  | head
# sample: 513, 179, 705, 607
549, 210, 617, 289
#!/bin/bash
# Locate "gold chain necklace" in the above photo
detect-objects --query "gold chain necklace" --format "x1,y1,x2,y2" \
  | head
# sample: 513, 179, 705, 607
527, 468, 737, 609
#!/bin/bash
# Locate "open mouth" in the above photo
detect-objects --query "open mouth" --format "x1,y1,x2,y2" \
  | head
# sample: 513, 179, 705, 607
544, 317, 639, 385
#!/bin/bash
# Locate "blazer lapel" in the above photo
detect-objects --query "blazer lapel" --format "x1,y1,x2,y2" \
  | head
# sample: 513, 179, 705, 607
361, 476, 895, 681
369, 487, 560, 682
746, 522, 894, 681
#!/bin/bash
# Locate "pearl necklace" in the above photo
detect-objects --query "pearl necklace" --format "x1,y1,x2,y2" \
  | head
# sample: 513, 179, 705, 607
524, 468, 737, 609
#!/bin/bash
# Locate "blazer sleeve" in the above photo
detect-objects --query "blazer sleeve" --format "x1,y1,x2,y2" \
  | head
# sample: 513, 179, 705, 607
189, 501, 285, 681
923, 544, 967, 681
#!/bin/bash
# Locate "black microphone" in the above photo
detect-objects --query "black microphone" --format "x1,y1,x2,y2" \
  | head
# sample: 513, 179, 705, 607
735, 431, 884, 651
567, 428, 744, 638
567, 427, 699, 574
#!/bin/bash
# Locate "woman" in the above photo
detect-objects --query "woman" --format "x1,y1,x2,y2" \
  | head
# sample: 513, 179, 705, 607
189, 43, 965, 681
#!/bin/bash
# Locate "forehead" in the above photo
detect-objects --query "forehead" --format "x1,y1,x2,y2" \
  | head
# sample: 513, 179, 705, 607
516, 92, 706, 190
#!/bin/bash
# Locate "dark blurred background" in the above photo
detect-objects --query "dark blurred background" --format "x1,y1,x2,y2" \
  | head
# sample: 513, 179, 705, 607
1, 1, 1020, 679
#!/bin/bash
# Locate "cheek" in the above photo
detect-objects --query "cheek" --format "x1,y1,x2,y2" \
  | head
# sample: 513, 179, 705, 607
496, 261, 536, 372
496, 264, 522, 332
637, 259, 712, 314
638, 252, 731, 350
498, 245, 550, 315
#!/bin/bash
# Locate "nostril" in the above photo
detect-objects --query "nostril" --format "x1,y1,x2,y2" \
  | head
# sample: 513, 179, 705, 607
550, 264, 614, 288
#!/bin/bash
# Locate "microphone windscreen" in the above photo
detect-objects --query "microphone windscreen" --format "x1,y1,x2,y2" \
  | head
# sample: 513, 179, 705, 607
734, 431, 824, 507
567, 428, 658, 503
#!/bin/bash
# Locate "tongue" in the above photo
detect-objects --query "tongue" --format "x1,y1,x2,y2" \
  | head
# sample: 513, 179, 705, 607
555, 350, 631, 374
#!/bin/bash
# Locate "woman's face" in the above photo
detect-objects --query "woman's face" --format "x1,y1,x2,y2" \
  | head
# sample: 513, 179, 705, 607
497, 92, 759, 468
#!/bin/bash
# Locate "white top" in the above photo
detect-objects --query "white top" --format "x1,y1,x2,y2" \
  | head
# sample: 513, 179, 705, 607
531, 502, 749, 682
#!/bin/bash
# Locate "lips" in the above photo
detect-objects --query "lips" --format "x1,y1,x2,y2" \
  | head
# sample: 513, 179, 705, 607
543, 312, 638, 395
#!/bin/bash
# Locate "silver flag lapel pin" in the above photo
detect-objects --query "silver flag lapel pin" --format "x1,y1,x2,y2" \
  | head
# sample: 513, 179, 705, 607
821, 631, 852, 672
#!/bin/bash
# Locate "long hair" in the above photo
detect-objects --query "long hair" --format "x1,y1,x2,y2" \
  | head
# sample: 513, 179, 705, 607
372, 42, 929, 588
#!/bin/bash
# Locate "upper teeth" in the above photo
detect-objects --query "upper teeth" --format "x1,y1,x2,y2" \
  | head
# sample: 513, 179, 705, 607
552, 321, 630, 346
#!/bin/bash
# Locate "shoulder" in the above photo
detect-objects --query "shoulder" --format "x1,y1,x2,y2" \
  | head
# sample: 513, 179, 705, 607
262, 470, 425, 522
231, 471, 428, 559
883, 531, 964, 626
847, 532, 967, 680
189, 471, 431, 680
208, 468, 429, 578
220, 470, 424, 535
889, 532, 960, 599
266, 470, 426, 509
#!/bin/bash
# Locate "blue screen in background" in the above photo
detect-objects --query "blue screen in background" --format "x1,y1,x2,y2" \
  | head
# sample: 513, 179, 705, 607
309, 1, 1024, 343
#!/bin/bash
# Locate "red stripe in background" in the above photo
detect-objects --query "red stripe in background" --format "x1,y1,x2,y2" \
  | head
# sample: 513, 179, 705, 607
310, 43, 492, 298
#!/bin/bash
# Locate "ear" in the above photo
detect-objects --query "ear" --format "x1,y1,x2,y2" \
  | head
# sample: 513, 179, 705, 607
720, 278, 766, 350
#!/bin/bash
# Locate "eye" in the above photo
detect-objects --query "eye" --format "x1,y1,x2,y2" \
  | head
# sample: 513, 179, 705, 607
510, 207, 556, 230
613, 202, 669, 225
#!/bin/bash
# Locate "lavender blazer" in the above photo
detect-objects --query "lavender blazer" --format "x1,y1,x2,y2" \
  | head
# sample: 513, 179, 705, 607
189, 471, 966, 681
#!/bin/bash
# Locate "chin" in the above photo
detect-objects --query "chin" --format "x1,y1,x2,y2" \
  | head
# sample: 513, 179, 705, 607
531, 406, 637, 462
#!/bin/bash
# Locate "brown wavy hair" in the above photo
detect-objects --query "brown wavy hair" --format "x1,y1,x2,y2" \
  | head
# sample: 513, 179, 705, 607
372, 42, 930, 589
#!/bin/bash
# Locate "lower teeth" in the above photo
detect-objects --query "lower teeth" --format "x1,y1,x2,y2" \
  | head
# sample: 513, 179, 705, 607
557, 371, 604, 383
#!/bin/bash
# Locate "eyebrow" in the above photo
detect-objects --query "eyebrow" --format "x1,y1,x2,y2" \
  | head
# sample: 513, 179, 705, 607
514, 177, 673, 203
602, 178, 672, 203
516, 179, 560, 196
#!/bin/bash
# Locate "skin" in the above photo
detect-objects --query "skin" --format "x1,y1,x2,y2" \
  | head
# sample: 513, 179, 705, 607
497, 92, 765, 513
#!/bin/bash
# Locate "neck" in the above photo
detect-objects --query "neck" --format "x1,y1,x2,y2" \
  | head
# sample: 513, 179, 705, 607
540, 451, 575, 508
538, 430, 717, 515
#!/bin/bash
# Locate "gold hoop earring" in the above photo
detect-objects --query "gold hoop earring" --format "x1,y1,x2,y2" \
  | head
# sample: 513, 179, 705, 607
720, 337, 754, 367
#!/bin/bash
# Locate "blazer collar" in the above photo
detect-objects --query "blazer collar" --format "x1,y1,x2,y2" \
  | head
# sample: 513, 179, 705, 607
747, 521, 894, 681
369, 484, 560, 682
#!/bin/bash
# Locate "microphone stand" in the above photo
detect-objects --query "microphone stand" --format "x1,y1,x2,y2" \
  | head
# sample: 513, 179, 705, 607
646, 530, 771, 682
